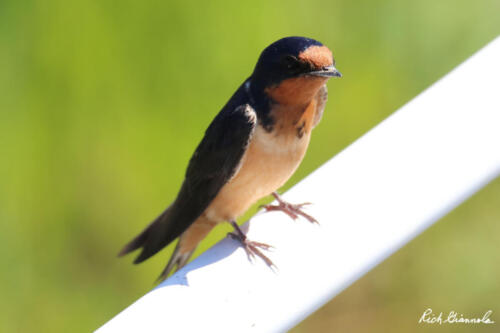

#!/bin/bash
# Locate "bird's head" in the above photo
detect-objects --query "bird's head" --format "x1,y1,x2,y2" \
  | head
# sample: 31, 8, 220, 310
251, 36, 341, 105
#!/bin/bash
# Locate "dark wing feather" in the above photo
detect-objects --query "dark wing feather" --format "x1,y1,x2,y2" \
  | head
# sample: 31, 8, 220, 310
119, 104, 257, 263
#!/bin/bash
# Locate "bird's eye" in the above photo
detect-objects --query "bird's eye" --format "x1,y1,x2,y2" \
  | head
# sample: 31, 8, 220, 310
282, 55, 300, 70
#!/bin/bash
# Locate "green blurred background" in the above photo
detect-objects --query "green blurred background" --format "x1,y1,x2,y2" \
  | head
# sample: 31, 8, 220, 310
1, 0, 499, 331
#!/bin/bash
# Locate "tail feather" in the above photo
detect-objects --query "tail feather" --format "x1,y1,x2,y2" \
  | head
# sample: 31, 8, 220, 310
118, 205, 178, 264
119, 202, 213, 281
117, 226, 150, 257
156, 241, 197, 282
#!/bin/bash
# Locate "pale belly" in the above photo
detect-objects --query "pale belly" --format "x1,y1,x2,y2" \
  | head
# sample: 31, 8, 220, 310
204, 125, 311, 222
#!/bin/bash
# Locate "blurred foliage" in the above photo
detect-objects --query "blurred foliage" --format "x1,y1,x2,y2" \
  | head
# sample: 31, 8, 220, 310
0, 0, 498, 331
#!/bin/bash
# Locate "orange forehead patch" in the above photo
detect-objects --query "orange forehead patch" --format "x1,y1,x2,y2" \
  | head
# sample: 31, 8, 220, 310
298, 45, 333, 69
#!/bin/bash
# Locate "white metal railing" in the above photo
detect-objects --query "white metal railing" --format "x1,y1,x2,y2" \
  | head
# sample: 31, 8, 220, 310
96, 36, 500, 333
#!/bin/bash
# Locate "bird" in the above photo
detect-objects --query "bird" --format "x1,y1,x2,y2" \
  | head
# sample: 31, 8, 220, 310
119, 36, 342, 281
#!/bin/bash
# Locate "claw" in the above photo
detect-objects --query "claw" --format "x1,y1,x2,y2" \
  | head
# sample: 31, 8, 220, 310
262, 192, 319, 224
228, 222, 276, 269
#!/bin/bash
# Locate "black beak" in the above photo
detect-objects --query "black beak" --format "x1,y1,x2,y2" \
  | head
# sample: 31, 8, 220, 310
307, 65, 342, 78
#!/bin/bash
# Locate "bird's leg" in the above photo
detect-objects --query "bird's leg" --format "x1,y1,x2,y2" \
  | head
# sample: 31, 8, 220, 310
261, 192, 318, 224
227, 220, 275, 268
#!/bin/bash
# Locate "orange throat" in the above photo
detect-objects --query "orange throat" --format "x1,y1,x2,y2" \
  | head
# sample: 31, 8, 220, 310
265, 76, 328, 106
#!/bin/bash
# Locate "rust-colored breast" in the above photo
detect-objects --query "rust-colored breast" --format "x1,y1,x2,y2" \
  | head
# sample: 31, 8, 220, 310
203, 97, 319, 223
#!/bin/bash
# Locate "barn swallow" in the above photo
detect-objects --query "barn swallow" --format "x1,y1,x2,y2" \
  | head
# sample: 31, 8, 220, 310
119, 36, 341, 281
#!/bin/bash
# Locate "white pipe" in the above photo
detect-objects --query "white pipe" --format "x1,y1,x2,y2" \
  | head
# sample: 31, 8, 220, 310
96, 36, 500, 333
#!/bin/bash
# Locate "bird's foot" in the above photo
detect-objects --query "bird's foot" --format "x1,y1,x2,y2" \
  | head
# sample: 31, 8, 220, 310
228, 221, 275, 269
261, 192, 318, 224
